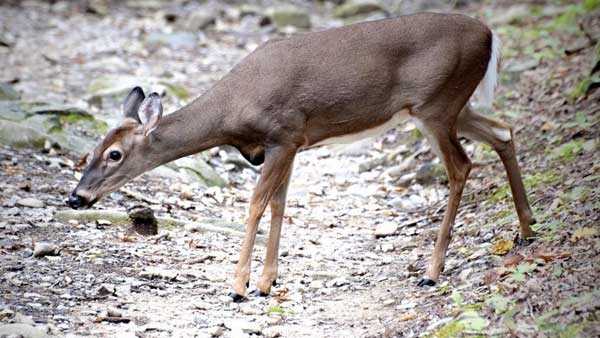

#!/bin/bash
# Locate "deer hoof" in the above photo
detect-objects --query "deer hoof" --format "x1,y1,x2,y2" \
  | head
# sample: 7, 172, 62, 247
228, 292, 247, 303
272, 279, 277, 287
417, 278, 436, 287
250, 289, 269, 297
515, 233, 535, 246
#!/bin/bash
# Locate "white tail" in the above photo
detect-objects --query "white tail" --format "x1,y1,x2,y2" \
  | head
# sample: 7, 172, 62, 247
475, 32, 501, 108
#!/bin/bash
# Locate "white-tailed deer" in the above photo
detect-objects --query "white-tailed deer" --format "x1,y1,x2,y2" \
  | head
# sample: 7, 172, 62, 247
68, 13, 535, 300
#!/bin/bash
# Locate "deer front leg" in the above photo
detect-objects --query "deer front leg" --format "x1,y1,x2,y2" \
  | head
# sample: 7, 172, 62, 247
230, 145, 296, 301
255, 163, 293, 296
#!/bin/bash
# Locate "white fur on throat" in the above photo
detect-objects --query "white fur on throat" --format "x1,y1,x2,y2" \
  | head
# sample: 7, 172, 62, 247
474, 32, 501, 109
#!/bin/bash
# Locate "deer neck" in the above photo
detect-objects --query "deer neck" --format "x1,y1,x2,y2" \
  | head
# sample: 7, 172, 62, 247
147, 92, 229, 167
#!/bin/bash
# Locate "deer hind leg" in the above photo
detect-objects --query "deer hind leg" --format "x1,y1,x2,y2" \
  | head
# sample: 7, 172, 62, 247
414, 117, 472, 286
457, 106, 535, 240
230, 145, 296, 301
255, 161, 293, 296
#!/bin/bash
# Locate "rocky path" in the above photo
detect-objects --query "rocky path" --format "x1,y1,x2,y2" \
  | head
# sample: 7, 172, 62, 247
1, 1, 599, 337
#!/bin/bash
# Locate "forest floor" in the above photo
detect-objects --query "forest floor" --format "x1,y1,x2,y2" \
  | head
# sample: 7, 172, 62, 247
0, 1, 599, 337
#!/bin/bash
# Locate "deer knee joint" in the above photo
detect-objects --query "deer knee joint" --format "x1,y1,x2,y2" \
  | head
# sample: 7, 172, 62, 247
492, 126, 512, 143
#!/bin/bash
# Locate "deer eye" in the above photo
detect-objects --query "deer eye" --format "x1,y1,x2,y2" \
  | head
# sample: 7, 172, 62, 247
108, 150, 122, 162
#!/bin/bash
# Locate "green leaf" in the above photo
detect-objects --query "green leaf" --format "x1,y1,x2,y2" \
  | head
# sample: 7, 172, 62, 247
485, 294, 512, 315
450, 291, 464, 307
510, 262, 536, 282
460, 310, 489, 332
551, 140, 584, 162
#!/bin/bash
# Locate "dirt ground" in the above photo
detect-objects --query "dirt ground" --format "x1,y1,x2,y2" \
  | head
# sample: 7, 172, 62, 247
1, 1, 599, 337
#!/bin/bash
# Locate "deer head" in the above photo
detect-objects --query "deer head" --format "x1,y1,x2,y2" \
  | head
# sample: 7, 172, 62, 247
67, 87, 163, 209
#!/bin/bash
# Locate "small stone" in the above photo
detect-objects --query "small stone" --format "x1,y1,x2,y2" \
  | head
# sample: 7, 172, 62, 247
183, 11, 216, 31
239, 304, 261, 315
415, 162, 446, 185
333, 1, 385, 19
207, 326, 223, 337
192, 300, 211, 310
266, 316, 282, 325
0, 83, 20, 100
16, 198, 45, 208
266, 7, 311, 29
263, 326, 282, 338
226, 319, 262, 335
382, 299, 395, 306
0, 323, 48, 338
218, 295, 233, 304
309, 280, 324, 290
374, 222, 398, 238
326, 277, 350, 288
127, 206, 158, 236
139, 267, 178, 280
381, 243, 394, 252
0, 309, 14, 321
33, 242, 59, 258
96, 219, 112, 226
106, 307, 122, 318
12, 312, 35, 325
97, 284, 116, 297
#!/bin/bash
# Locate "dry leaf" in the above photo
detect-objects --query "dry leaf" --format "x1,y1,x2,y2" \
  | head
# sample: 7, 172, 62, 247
533, 249, 558, 263
503, 253, 524, 267
491, 238, 514, 256
571, 227, 598, 241
483, 269, 499, 285
399, 312, 416, 321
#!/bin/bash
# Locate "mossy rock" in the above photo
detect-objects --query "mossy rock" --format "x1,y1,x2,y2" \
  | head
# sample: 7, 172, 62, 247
0, 119, 47, 149
267, 7, 311, 29
0, 83, 20, 101
333, 0, 385, 19
0, 101, 29, 121
170, 155, 227, 187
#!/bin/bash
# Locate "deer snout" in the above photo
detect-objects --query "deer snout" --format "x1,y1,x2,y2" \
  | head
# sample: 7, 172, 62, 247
68, 190, 97, 209
67, 192, 85, 209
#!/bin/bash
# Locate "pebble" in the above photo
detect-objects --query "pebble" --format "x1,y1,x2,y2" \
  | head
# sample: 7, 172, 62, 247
207, 326, 224, 337
33, 242, 60, 258
263, 326, 282, 338
16, 197, 45, 208
219, 295, 233, 304
239, 304, 261, 315
381, 243, 395, 252
0, 323, 49, 338
139, 267, 179, 280
192, 300, 211, 310
374, 222, 399, 237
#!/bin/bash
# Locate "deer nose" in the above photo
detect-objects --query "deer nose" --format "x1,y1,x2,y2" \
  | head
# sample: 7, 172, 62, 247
67, 193, 85, 209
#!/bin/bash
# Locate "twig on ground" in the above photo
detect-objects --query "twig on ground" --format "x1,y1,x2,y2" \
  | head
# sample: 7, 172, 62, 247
53, 209, 265, 245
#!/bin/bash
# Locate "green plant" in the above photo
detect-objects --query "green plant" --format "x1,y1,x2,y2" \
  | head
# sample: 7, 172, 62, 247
550, 140, 584, 161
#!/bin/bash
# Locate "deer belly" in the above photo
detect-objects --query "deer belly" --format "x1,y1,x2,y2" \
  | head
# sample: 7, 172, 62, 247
312, 109, 410, 147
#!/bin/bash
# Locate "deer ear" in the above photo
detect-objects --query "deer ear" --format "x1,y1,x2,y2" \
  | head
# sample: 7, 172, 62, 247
138, 92, 163, 136
123, 86, 145, 122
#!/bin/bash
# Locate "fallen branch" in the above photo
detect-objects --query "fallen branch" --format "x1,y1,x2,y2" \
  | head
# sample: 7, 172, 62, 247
53, 209, 265, 245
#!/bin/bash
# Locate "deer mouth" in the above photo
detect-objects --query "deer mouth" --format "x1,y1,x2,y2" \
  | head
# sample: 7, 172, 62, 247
67, 192, 98, 209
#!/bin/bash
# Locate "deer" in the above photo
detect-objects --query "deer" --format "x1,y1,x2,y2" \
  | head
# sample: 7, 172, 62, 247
68, 12, 536, 301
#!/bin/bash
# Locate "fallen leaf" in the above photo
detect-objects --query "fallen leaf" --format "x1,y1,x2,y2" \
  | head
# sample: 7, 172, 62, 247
533, 249, 558, 263
483, 269, 499, 285
274, 287, 289, 303
503, 253, 524, 267
399, 312, 416, 321
571, 227, 598, 241
491, 238, 514, 256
